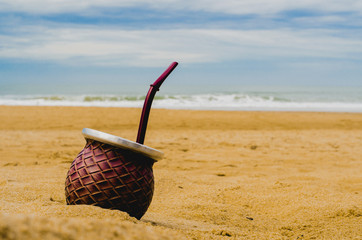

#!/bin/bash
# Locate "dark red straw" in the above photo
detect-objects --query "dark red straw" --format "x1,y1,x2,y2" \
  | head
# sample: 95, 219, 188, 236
136, 62, 178, 144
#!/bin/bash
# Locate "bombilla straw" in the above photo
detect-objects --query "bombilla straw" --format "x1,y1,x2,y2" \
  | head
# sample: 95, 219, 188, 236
136, 62, 178, 144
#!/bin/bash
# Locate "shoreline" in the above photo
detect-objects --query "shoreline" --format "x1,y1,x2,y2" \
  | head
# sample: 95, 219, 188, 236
2, 104, 362, 112
1, 89, 362, 112
1, 103, 362, 113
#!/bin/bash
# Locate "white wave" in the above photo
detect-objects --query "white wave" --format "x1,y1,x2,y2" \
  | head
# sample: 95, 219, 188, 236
1, 94, 362, 112
151, 94, 362, 112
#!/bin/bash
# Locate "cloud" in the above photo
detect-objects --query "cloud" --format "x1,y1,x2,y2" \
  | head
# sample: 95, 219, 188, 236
0, 0, 361, 15
1, 25, 361, 67
0, 1, 361, 68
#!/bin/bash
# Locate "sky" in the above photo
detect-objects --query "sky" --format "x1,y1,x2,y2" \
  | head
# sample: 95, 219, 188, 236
0, 0, 362, 94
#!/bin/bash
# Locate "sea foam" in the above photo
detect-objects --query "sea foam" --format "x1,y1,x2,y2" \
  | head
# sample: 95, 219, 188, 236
1, 93, 362, 112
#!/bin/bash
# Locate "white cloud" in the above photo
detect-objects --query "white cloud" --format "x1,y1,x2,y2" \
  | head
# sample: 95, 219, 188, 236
1, 25, 361, 67
0, 0, 361, 15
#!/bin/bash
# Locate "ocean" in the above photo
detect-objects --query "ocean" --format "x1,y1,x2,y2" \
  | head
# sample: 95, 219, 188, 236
1, 84, 362, 112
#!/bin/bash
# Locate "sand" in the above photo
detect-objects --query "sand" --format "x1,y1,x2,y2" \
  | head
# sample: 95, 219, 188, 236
0, 106, 361, 239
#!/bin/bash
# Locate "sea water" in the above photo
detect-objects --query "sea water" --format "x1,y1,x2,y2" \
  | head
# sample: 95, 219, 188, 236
0, 84, 362, 112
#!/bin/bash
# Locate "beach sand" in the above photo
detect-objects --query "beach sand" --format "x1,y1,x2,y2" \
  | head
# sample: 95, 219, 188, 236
0, 106, 361, 239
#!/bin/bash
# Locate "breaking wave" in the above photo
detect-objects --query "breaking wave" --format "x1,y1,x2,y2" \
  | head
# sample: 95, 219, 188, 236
1, 93, 362, 112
